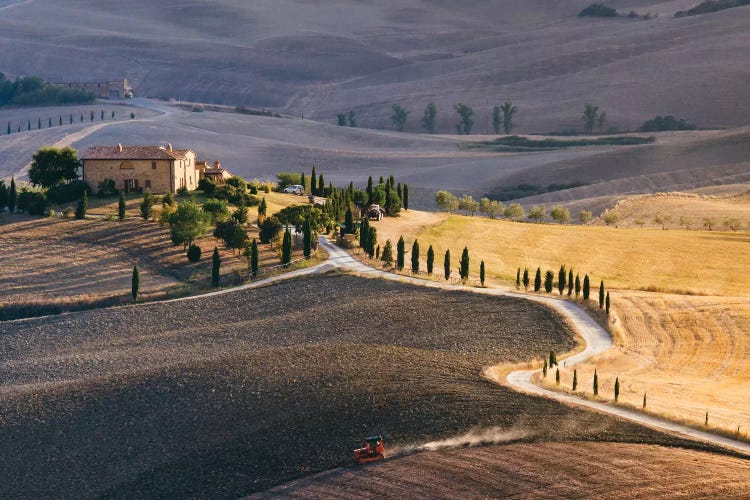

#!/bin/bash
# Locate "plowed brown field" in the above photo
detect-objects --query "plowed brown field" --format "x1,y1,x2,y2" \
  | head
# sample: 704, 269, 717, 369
257, 442, 750, 499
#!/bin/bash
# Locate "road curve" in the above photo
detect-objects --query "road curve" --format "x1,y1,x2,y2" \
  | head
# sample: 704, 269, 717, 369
317, 237, 750, 456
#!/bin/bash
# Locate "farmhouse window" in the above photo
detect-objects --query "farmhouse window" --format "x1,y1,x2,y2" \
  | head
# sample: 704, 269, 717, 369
152, 161, 157, 169
124, 179, 139, 192
145, 180, 151, 189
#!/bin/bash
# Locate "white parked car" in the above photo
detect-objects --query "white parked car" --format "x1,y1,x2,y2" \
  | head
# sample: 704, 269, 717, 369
283, 184, 304, 195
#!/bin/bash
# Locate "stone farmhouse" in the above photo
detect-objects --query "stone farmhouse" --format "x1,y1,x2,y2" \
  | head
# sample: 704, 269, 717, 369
81, 144, 230, 194
53, 78, 133, 99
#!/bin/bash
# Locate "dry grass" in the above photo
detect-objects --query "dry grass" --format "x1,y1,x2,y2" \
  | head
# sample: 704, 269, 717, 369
548, 291, 750, 438
599, 189, 750, 230
258, 441, 750, 498
373, 209, 750, 296
0, 212, 310, 319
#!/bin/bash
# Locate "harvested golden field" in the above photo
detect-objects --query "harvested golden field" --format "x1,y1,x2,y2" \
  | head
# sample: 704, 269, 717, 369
599, 189, 750, 230
372, 210, 750, 296
0, 214, 308, 319
259, 441, 750, 499
549, 291, 750, 437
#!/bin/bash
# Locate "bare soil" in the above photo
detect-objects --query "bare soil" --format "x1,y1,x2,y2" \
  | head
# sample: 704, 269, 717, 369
258, 441, 750, 499
0, 274, 713, 499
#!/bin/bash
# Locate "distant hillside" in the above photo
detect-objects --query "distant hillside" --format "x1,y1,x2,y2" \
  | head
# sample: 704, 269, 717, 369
0, 1, 749, 132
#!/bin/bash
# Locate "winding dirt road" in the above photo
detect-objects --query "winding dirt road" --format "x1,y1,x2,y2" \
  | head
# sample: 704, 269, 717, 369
316, 237, 750, 455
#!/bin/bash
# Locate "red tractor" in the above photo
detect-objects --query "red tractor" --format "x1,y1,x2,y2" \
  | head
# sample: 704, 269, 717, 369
353, 435, 385, 464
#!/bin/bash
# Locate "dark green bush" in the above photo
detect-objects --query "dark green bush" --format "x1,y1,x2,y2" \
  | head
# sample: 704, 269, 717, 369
47, 180, 90, 204
17, 189, 49, 215
579, 3, 618, 17
187, 244, 202, 262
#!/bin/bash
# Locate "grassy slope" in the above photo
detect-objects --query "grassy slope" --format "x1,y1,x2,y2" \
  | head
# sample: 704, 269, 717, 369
373, 209, 750, 296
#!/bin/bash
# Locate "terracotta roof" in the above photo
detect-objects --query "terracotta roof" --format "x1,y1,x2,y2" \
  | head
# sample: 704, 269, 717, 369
81, 146, 192, 161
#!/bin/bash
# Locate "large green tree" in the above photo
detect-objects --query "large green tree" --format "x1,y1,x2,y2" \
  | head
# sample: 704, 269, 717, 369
168, 200, 210, 248
29, 147, 79, 188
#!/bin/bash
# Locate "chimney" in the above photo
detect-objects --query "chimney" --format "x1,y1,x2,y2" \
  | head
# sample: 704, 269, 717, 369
167, 143, 173, 152
214, 160, 221, 169
117, 143, 123, 152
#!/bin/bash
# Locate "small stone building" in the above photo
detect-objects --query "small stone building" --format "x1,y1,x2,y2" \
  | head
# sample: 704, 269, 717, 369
82, 144, 202, 194
53, 78, 133, 99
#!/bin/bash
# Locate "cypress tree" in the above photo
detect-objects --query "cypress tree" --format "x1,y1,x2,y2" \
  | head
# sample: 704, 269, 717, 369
381, 239, 393, 266
705, 411, 709, 426
523, 268, 530, 290
318, 174, 324, 196
131, 265, 139, 301
593, 369, 599, 396
7, 121, 11, 135
480, 260, 486, 287
311, 165, 317, 195
80, 113, 83, 122
549, 350, 557, 367
444, 249, 451, 280
573, 369, 578, 391
534, 267, 542, 292
301, 172, 306, 192
90, 110, 94, 121
614, 377, 620, 402
101, 110, 105, 120
360, 216, 369, 249
544, 270, 554, 293
344, 207, 354, 234
411, 239, 420, 273
303, 218, 312, 257
379, 176, 384, 185
568, 269, 573, 296
389, 175, 395, 190
543, 359, 548, 378
396, 235, 405, 271
112, 110, 115, 119
397, 182, 402, 203
643, 392, 647, 409
367, 227, 377, 258
48, 117, 52, 128
460, 247, 470, 282
59, 116, 62, 126
249, 238, 259, 276
38, 117, 41, 129
403, 183, 409, 210
426, 245, 435, 274
583, 274, 590, 300
211, 246, 221, 287
558, 265, 566, 295
555, 368, 560, 386
27, 119, 30, 131
69, 114, 73, 124
282, 227, 292, 266
376, 245, 380, 260
118, 191, 126, 220
575, 273, 581, 298
9, 177, 17, 213
599, 281, 605, 309
516, 268, 521, 288
606, 292, 611, 315
75, 191, 88, 220
258, 197, 267, 217
366, 176, 373, 204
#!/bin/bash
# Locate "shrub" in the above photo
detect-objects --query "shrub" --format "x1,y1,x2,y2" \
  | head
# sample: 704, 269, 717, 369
75, 191, 87, 219
140, 191, 156, 220
639, 115, 696, 132
47, 180, 90, 204
214, 219, 248, 250
579, 3, 618, 17
198, 177, 216, 195
187, 244, 202, 262
96, 178, 118, 197
259, 217, 283, 244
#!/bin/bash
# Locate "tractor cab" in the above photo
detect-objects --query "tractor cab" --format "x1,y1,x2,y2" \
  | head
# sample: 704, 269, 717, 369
353, 435, 385, 464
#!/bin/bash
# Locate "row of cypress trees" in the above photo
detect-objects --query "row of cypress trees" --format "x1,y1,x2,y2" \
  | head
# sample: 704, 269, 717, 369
516, 265, 611, 314
6, 110, 116, 135
376, 235, 475, 283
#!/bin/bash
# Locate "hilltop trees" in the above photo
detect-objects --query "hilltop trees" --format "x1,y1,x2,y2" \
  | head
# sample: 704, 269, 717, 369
435, 190, 459, 211
422, 102, 437, 133
454, 103, 474, 135
501, 101, 518, 134
391, 104, 409, 131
